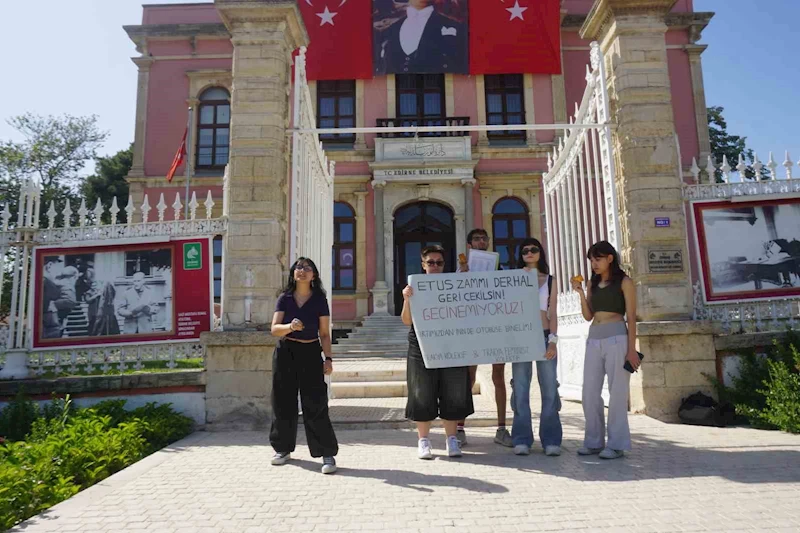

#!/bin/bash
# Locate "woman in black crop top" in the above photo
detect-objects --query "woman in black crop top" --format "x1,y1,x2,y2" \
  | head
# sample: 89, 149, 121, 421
570, 241, 639, 460
269, 257, 338, 474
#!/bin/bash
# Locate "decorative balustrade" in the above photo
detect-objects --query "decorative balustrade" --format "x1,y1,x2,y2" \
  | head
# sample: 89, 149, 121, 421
683, 151, 800, 200
376, 116, 470, 138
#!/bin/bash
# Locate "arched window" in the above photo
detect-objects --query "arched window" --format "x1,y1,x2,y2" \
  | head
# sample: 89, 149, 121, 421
196, 87, 230, 170
332, 202, 356, 291
492, 197, 530, 269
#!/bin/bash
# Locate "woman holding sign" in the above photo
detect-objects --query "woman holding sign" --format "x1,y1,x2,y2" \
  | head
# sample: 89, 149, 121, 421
402, 245, 474, 460
510, 238, 562, 456
571, 241, 639, 460
270, 257, 339, 474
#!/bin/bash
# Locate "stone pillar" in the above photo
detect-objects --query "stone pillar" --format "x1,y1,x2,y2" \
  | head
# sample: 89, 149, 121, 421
215, 0, 308, 329
476, 75, 490, 147
354, 190, 369, 318
462, 179, 475, 233
479, 187, 493, 234
687, 45, 712, 165
129, 57, 154, 178
581, 0, 692, 321
370, 181, 390, 315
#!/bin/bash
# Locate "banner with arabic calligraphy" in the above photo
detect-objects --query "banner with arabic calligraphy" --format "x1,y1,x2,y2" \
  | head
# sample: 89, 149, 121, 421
373, 0, 469, 75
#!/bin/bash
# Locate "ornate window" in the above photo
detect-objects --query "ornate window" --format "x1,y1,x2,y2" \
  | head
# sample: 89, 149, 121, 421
332, 202, 356, 291
317, 80, 356, 146
196, 87, 230, 170
492, 197, 530, 269
396, 74, 445, 136
485, 74, 525, 142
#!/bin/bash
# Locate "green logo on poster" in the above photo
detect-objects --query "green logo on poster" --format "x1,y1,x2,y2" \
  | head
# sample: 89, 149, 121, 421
183, 243, 202, 270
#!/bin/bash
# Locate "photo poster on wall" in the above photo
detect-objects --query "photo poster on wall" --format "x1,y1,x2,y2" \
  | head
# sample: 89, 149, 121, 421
408, 270, 545, 369
373, 0, 469, 75
32, 237, 213, 350
692, 198, 800, 302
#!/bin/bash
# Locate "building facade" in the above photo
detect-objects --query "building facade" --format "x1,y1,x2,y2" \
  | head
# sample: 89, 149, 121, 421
124, 0, 712, 328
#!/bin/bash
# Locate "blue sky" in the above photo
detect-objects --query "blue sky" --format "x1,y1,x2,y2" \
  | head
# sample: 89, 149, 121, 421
0, 0, 797, 166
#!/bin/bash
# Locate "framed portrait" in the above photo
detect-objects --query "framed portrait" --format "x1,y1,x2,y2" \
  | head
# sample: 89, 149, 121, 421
692, 198, 800, 302
32, 238, 213, 349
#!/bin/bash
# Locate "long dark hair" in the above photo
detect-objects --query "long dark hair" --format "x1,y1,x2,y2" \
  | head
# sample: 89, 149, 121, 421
517, 238, 549, 274
587, 241, 626, 290
283, 257, 326, 296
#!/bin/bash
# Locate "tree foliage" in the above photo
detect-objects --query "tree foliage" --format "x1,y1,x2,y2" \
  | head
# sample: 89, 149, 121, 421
82, 145, 133, 224
707, 106, 767, 181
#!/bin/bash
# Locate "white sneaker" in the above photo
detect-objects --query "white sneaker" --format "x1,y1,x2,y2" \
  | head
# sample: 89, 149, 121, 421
271, 452, 291, 465
321, 456, 338, 474
513, 444, 530, 456
418, 438, 433, 460
447, 436, 462, 458
494, 428, 514, 448
577, 446, 603, 456
598, 448, 624, 460
544, 445, 562, 457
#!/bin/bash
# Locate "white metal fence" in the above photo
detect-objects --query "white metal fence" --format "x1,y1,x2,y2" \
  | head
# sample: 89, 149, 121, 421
684, 152, 800, 333
543, 42, 621, 321
290, 46, 335, 304
0, 181, 226, 376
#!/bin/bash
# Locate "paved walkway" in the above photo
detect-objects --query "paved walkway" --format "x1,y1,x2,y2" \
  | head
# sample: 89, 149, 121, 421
12, 401, 800, 533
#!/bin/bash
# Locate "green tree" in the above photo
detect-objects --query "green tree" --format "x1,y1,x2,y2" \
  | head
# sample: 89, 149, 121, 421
707, 106, 767, 182
82, 145, 132, 224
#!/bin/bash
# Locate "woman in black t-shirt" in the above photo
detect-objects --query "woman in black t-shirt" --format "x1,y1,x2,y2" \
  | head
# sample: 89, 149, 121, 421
270, 257, 339, 474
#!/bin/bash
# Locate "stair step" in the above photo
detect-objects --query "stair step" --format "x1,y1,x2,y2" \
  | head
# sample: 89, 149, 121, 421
331, 380, 407, 398
332, 368, 406, 382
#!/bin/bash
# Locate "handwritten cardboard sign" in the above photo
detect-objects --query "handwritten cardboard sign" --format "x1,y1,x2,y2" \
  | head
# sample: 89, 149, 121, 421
408, 270, 545, 369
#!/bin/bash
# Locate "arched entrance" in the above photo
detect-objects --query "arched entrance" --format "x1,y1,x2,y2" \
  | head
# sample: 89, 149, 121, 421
393, 201, 456, 314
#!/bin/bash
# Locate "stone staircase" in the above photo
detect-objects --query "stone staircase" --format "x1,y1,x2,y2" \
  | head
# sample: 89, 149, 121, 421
328, 314, 483, 428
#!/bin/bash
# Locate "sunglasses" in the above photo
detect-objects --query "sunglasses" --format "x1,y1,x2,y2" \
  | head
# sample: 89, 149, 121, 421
471, 236, 489, 242
294, 265, 313, 272
424, 260, 445, 267
521, 247, 540, 255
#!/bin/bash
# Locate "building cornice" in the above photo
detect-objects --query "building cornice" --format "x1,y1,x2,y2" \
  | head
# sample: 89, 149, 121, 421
124, 23, 230, 53
563, 10, 713, 44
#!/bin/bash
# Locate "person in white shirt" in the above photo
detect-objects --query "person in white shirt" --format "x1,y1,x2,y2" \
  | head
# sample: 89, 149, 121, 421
375, 0, 467, 75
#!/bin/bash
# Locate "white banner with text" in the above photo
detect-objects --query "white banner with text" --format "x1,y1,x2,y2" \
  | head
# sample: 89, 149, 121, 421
409, 270, 545, 369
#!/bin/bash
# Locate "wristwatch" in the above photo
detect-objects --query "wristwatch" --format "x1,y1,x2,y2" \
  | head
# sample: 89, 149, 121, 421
547, 334, 559, 345
324, 356, 333, 362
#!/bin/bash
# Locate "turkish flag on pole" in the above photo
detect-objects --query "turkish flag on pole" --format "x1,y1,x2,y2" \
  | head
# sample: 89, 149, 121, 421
297, 0, 373, 80
469, 0, 562, 75
166, 128, 187, 183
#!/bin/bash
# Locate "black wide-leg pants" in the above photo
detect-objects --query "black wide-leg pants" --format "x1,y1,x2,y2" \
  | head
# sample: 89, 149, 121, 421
269, 338, 338, 457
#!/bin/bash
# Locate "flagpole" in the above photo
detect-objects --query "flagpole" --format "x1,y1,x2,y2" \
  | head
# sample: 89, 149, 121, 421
184, 107, 193, 220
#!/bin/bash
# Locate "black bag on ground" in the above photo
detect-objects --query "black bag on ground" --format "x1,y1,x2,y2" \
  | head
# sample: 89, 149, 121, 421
678, 392, 734, 427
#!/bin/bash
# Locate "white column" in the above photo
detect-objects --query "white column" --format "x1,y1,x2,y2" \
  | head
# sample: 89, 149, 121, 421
370, 181, 390, 315
129, 57, 154, 177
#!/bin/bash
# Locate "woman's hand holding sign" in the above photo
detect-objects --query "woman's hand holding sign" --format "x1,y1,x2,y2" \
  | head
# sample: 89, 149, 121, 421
402, 285, 414, 301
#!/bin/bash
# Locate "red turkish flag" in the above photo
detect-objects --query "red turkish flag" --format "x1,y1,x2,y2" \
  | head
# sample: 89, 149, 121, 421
166, 128, 187, 183
297, 0, 373, 80
469, 0, 562, 75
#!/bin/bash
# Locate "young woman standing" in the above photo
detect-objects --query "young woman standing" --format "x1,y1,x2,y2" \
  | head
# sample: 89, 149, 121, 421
402, 245, 474, 460
571, 241, 640, 460
270, 257, 339, 474
510, 238, 562, 456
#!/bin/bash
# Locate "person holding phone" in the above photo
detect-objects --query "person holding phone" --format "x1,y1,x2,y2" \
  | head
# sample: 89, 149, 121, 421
509, 238, 562, 456
571, 241, 639, 460
270, 257, 339, 474
402, 245, 474, 460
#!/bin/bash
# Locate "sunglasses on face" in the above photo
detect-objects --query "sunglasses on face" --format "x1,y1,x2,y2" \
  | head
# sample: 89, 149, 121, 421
424, 260, 445, 267
294, 265, 313, 272
521, 247, 540, 255
471, 236, 489, 242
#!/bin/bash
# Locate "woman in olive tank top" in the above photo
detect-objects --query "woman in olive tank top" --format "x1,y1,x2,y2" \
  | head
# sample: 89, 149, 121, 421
570, 241, 640, 460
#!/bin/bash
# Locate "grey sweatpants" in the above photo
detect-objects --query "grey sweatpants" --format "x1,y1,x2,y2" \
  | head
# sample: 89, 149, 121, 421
582, 335, 632, 451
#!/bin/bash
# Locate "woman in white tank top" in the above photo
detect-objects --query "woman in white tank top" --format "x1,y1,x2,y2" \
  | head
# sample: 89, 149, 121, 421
509, 238, 563, 456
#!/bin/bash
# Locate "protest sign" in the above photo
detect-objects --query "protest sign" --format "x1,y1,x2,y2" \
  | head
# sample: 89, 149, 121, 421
467, 250, 500, 272
408, 270, 545, 369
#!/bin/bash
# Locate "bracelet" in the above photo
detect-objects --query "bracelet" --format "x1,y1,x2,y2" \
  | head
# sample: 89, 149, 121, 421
324, 356, 333, 362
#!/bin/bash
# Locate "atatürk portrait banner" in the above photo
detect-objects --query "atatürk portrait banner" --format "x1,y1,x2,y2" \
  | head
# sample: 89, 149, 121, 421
373, 0, 469, 75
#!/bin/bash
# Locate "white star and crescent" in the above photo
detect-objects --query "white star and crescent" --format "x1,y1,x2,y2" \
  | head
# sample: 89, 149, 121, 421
316, 6, 338, 26
503, 0, 528, 21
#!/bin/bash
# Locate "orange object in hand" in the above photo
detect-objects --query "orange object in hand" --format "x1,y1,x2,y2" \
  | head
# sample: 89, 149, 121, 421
458, 253, 467, 264
571, 274, 584, 283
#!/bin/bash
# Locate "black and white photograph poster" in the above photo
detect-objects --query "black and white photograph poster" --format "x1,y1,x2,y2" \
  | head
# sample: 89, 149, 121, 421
373, 0, 469, 75
694, 198, 800, 301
